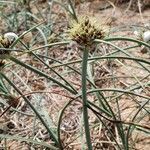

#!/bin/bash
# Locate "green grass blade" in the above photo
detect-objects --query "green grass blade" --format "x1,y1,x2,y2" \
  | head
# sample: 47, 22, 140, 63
9, 56, 76, 94
0, 134, 58, 149
0, 73, 59, 147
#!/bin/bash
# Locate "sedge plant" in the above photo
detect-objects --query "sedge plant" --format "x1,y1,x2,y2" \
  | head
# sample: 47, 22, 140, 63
69, 16, 109, 149
0, 1, 150, 149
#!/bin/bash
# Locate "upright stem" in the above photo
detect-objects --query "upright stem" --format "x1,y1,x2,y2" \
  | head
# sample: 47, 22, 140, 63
81, 47, 92, 150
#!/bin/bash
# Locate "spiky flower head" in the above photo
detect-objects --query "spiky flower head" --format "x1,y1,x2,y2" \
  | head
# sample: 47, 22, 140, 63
69, 16, 108, 46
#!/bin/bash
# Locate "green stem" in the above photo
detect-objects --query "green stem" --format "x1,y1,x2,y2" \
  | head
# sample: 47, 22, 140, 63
82, 47, 92, 150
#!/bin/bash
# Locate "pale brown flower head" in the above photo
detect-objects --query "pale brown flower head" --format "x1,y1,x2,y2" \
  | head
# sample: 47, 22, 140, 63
69, 16, 108, 46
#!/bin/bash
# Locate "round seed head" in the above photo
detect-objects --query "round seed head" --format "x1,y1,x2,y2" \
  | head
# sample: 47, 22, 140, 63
4, 32, 18, 43
69, 16, 108, 46
0, 32, 18, 56
22, 31, 33, 43
143, 30, 150, 42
